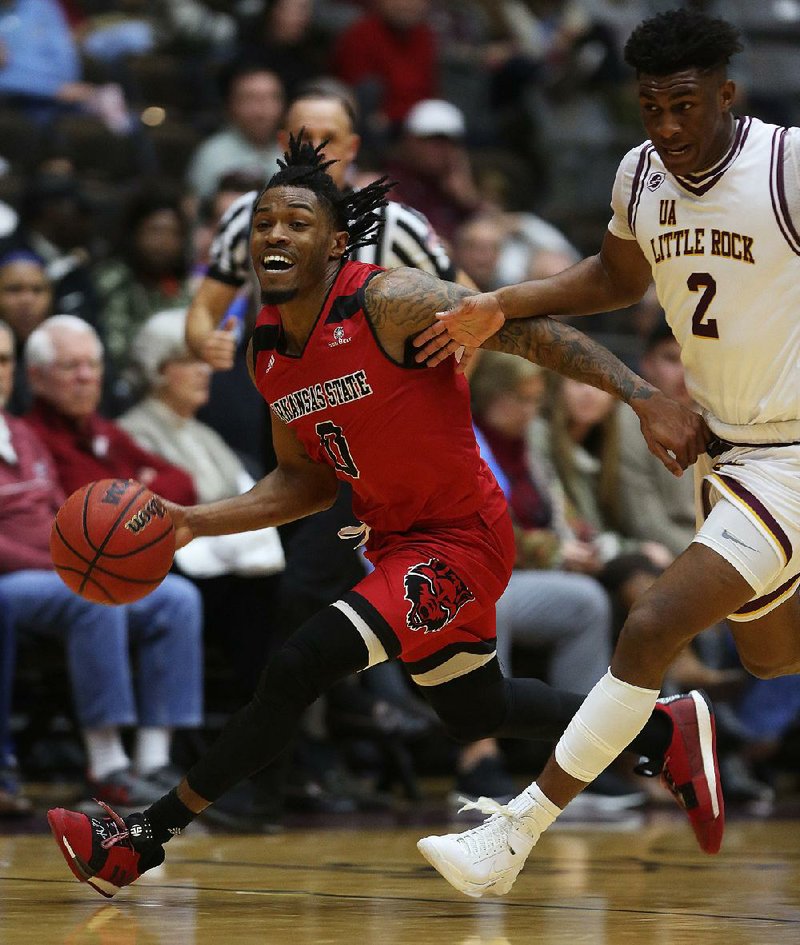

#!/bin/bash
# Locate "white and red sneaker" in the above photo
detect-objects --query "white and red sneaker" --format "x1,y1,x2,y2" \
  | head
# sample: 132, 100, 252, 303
48, 800, 164, 898
654, 690, 725, 854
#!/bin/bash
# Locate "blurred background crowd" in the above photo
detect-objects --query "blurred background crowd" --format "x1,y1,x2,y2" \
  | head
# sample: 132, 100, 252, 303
1, 0, 800, 831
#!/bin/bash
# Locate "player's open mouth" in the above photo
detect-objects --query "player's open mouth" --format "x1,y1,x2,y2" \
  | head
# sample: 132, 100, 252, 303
664, 144, 691, 158
262, 254, 294, 272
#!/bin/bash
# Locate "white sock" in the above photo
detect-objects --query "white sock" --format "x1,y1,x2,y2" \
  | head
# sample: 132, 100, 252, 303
133, 727, 171, 775
85, 727, 129, 781
555, 669, 659, 784
509, 783, 561, 844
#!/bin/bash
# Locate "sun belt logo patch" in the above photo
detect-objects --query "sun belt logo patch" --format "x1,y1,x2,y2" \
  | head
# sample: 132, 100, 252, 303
403, 557, 475, 633
647, 171, 665, 191
329, 325, 351, 347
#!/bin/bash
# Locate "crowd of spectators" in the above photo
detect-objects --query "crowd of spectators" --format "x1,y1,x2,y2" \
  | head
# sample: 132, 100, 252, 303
2, 0, 800, 822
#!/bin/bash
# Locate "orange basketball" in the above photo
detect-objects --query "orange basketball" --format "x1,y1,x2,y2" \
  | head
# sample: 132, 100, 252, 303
50, 478, 176, 605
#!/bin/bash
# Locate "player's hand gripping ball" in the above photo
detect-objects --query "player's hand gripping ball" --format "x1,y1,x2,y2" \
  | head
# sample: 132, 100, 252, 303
50, 478, 176, 605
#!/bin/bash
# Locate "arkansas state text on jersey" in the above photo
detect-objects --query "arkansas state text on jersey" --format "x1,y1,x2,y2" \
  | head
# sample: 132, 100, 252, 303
252, 260, 505, 536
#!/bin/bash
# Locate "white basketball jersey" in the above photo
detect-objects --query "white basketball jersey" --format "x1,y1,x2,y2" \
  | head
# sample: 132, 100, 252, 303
609, 116, 800, 443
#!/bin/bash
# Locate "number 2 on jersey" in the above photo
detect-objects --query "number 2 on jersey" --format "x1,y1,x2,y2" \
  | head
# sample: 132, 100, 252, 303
688, 272, 719, 338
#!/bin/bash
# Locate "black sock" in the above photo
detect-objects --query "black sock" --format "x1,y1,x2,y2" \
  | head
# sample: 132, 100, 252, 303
126, 788, 196, 848
628, 711, 673, 772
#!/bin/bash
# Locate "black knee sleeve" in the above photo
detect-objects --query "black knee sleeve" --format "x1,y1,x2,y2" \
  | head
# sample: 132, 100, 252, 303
423, 662, 509, 744
422, 661, 587, 746
186, 604, 369, 801
252, 603, 370, 709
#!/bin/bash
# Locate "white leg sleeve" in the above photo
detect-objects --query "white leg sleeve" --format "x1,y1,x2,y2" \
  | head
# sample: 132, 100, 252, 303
554, 669, 659, 783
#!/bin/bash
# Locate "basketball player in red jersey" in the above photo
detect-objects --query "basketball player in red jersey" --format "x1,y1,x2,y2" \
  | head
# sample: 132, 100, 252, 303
47, 136, 715, 901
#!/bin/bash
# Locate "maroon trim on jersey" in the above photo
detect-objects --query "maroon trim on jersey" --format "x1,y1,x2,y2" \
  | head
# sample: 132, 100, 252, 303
674, 116, 751, 196
733, 571, 800, 617
701, 477, 713, 521
628, 144, 654, 236
770, 127, 800, 257
715, 472, 793, 563
404, 638, 496, 677
341, 590, 402, 659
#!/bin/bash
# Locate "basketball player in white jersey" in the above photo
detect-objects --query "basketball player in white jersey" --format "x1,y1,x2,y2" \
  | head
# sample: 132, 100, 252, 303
415, 8, 800, 897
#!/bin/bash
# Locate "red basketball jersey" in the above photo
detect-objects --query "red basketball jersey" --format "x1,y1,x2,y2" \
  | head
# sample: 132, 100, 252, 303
252, 260, 506, 536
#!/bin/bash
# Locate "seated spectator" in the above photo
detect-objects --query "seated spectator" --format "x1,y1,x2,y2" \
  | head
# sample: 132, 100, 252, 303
1, 173, 100, 328
532, 372, 673, 625
469, 351, 641, 809
192, 169, 266, 278
331, 0, 438, 150
431, 0, 516, 132
0, 0, 133, 131
185, 62, 284, 201
450, 212, 579, 326
23, 314, 196, 502
387, 99, 483, 245
236, 0, 331, 98
451, 213, 506, 293
74, 0, 236, 66
0, 585, 31, 816
91, 186, 195, 411
0, 318, 203, 806
617, 320, 695, 557
469, 353, 612, 690
0, 250, 52, 413
119, 307, 285, 689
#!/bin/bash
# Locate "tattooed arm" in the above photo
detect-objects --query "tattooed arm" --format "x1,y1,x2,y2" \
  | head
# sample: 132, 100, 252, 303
365, 267, 475, 362
364, 267, 708, 474
484, 316, 711, 474
413, 231, 652, 366
484, 315, 652, 402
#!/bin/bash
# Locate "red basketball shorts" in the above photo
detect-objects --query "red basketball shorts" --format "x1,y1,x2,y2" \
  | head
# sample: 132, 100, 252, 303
334, 509, 515, 687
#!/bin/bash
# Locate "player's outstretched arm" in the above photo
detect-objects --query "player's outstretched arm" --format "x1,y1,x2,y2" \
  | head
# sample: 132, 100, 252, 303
161, 415, 339, 547
413, 232, 652, 366
484, 315, 711, 476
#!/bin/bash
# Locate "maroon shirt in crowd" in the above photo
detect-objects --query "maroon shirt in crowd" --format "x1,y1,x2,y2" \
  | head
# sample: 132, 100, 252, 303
0, 412, 64, 572
25, 399, 197, 505
332, 13, 437, 124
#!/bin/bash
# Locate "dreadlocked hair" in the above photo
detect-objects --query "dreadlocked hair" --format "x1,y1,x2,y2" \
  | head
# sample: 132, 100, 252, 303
263, 132, 394, 258
624, 8, 743, 77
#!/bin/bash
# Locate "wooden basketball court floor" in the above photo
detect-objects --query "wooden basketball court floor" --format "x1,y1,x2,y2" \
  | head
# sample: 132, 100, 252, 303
3, 805, 800, 945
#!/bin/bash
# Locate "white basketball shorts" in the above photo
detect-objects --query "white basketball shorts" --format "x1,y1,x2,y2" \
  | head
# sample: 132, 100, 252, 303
693, 443, 800, 622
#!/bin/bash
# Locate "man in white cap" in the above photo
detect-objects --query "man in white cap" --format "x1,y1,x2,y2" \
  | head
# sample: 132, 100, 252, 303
388, 98, 483, 244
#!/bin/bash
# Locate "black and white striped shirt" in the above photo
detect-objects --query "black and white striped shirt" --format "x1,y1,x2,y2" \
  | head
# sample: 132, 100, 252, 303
206, 189, 457, 287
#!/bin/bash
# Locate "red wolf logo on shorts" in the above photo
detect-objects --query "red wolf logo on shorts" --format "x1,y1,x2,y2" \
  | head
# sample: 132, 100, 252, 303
403, 557, 475, 634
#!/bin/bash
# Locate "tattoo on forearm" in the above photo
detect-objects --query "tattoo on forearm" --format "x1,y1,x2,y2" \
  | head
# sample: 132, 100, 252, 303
487, 317, 655, 403
366, 269, 473, 334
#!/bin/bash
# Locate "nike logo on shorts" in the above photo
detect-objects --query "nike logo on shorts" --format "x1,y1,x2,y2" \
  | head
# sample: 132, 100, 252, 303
721, 528, 758, 553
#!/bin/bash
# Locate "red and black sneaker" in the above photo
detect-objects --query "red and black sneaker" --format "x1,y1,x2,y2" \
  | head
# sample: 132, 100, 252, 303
48, 800, 164, 898
654, 690, 725, 854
